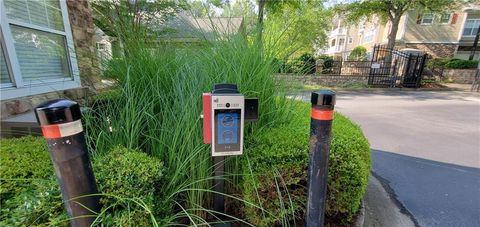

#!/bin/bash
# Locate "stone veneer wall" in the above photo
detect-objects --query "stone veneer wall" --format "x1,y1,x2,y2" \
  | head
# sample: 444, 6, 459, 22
0, 88, 88, 119
404, 43, 458, 58
277, 74, 369, 87
66, 0, 102, 90
442, 69, 479, 84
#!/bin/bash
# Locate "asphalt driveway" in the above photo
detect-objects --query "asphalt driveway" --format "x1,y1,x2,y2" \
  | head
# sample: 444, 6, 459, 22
298, 90, 480, 226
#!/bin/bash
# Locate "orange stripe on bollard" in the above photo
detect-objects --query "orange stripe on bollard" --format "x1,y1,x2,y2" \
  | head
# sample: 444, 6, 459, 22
40, 120, 83, 139
311, 108, 334, 121
41, 124, 61, 139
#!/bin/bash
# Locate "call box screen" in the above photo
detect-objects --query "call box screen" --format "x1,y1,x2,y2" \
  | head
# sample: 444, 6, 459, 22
214, 109, 241, 152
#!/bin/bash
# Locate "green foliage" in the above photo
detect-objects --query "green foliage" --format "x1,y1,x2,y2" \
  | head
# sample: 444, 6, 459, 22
334, 0, 461, 49
426, 57, 450, 69
242, 102, 371, 226
0, 140, 164, 226
91, 0, 186, 54
335, 0, 459, 24
275, 53, 318, 74
349, 46, 367, 61
427, 58, 479, 69
297, 53, 316, 74
318, 55, 335, 73
263, 1, 329, 58
93, 147, 164, 225
84, 34, 296, 224
94, 147, 163, 206
0, 136, 66, 226
444, 58, 479, 69
0, 136, 53, 207
1, 177, 68, 226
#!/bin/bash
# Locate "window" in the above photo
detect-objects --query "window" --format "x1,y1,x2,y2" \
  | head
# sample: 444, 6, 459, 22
0, 0, 79, 99
97, 43, 106, 51
440, 13, 451, 24
462, 19, 480, 37
358, 19, 366, 31
363, 27, 376, 43
1, 42, 11, 84
348, 37, 353, 44
339, 38, 345, 46
421, 13, 434, 25
331, 39, 336, 47
11, 25, 71, 82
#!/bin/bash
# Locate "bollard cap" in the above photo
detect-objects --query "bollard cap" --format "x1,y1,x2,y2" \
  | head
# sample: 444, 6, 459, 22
311, 90, 336, 109
35, 99, 81, 126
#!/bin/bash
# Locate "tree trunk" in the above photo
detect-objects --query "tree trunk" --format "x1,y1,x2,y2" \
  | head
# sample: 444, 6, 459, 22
387, 17, 401, 50
256, 0, 265, 45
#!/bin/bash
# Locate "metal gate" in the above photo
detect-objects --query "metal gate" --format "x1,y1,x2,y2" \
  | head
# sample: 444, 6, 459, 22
368, 45, 428, 88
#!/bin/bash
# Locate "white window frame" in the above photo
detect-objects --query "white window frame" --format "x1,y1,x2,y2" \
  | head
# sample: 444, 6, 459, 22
0, 0, 80, 100
363, 27, 376, 43
462, 19, 480, 37
440, 13, 452, 24
421, 13, 434, 25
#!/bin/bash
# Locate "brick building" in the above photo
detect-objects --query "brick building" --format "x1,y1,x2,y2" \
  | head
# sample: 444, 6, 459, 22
321, 4, 480, 60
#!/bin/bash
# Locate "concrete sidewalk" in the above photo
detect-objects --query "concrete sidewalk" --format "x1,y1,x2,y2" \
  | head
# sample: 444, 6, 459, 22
363, 174, 416, 227
442, 83, 476, 92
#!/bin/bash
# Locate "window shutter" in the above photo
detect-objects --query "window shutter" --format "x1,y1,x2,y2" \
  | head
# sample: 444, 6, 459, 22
416, 14, 422, 24
451, 13, 458, 24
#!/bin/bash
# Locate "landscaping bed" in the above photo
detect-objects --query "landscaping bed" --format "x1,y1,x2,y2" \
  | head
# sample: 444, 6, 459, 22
0, 102, 370, 226
1, 34, 371, 226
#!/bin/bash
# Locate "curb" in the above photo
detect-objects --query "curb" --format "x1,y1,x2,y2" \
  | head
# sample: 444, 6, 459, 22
353, 199, 365, 227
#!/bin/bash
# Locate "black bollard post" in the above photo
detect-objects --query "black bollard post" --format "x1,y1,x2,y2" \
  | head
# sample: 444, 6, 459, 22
306, 90, 336, 227
213, 156, 229, 226
35, 99, 100, 227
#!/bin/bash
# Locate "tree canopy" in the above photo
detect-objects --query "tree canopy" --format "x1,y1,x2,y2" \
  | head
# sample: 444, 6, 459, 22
334, 0, 469, 50
263, 0, 329, 58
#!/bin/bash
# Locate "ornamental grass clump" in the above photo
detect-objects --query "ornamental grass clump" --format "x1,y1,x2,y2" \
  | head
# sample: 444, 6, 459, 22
83, 30, 296, 224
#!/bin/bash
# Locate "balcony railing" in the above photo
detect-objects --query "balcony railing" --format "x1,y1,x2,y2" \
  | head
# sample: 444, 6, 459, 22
329, 27, 347, 37
326, 45, 344, 54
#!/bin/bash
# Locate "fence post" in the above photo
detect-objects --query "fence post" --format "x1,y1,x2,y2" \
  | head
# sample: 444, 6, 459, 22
306, 90, 336, 227
35, 99, 100, 227
416, 54, 429, 88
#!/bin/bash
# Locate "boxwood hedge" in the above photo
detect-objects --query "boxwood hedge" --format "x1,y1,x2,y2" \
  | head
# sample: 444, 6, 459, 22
242, 102, 371, 226
0, 139, 163, 226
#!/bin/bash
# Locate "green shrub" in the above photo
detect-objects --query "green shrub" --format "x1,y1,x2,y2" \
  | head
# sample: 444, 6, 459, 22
444, 58, 479, 69
1, 177, 68, 226
242, 102, 371, 226
426, 58, 449, 69
297, 53, 316, 74
318, 54, 335, 73
95, 146, 164, 225
0, 136, 53, 206
349, 46, 367, 60
273, 58, 291, 73
0, 139, 164, 226
427, 58, 479, 69
0, 136, 66, 226
93, 146, 164, 208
